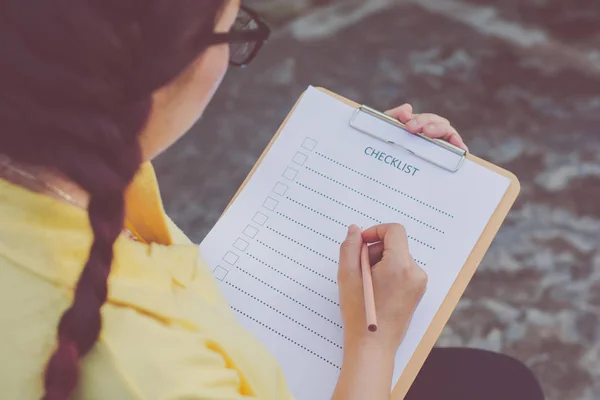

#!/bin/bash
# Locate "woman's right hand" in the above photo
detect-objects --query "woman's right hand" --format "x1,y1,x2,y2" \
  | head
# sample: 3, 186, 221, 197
338, 223, 428, 351
333, 224, 428, 400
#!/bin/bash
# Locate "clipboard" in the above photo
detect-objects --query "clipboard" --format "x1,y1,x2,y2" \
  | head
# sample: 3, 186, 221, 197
225, 87, 520, 399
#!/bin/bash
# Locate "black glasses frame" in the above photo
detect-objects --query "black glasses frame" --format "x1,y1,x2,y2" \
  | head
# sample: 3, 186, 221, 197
209, 6, 271, 67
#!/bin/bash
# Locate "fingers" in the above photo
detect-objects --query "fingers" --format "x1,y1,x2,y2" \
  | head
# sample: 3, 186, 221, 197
363, 224, 427, 299
385, 103, 413, 124
338, 225, 364, 281
446, 126, 468, 151
386, 105, 468, 151
405, 113, 449, 132
422, 123, 468, 151
405, 113, 468, 152
367, 242, 384, 266
361, 223, 410, 256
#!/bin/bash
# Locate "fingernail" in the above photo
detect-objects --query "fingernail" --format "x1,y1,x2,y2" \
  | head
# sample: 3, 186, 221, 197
347, 224, 358, 238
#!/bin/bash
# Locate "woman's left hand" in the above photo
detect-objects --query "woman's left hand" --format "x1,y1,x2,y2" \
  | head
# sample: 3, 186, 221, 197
385, 104, 468, 151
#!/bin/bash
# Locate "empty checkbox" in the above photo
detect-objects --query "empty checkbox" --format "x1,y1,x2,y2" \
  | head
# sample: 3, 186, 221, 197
273, 182, 289, 196
243, 225, 259, 238
253, 212, 268, 226
223, 251, 239, 265
292, 152, 308, 166
263, 197, 279, 211
283, 167, 298, 181
234, 238, 249, 252
213, 266, 229, 281
302, 137, 317, 151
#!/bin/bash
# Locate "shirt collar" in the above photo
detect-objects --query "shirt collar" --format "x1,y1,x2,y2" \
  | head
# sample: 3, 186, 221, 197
0, 162, 199, 296
123, 162, 174, 246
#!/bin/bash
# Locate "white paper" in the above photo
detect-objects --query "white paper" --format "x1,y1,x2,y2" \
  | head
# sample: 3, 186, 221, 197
200, 86, 511, 399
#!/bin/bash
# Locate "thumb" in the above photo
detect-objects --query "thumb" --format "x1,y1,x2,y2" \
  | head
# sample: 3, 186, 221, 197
338, 225, 363, 279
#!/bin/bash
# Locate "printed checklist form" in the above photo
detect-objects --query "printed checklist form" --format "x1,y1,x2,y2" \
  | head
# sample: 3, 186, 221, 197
199, 86, 519, 399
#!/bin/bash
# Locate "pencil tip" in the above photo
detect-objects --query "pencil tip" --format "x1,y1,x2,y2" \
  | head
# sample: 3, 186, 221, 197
368, 324, 377, 332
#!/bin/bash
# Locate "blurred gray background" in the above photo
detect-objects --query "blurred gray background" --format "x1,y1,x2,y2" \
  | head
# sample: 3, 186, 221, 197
154, 1, 600, 399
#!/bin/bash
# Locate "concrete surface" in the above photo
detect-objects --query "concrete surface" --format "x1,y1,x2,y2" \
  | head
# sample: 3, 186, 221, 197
154, 1, 600, 399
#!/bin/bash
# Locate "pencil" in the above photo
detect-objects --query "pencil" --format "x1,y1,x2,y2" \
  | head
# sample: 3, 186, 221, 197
360, 243, 378, 332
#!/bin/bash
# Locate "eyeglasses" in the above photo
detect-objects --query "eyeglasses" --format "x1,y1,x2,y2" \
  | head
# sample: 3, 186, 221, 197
210, 6, 271, 68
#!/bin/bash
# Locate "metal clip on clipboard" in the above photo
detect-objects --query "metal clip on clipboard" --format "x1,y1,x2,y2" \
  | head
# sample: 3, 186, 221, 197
349, 105, 467, 172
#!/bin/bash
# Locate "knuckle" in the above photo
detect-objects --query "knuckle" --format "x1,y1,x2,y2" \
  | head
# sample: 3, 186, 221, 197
397, 253, 413, 269
390, 223, 407, 236
417, 268, 429, 287
411, 266, 428, 293
391, 257, 412, 277
416, 115, 428, 124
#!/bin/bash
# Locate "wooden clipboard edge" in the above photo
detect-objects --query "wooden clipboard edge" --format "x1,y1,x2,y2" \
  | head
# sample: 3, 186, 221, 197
391, 162, 520, 398
222, 86, 521, 399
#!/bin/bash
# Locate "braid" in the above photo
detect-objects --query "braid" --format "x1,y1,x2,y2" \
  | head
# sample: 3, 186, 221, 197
0, 1, 227, 399
42, 171, 132, 400
43, 132, 145, 400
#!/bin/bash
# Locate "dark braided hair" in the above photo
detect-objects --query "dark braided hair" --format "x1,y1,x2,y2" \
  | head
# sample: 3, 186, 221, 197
0, 1, 227, 398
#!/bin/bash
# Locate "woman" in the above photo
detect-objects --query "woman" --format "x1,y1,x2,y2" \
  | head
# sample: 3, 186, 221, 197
0, 1, 544, 399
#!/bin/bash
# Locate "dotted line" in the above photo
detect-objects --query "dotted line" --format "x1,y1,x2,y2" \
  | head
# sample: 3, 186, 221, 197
285, 199, 434, 250
407, 236, 436, 250
256, 240, 337, 284
286, 198, 346, 227
235, 265, 342, 329
266, 226, 338, 264
247, 253, 339, 306
232, 307, 341, 369
227, 282, 342, 348
415, 259, 427, 267
276, 212, 342, 244
289, 188, 434, 249
297, 180, 444, 234
314, 151, 454, 218
296, 182, 382, 224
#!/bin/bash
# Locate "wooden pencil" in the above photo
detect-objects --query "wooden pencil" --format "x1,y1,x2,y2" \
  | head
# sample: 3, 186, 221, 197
360, 243, 378, 332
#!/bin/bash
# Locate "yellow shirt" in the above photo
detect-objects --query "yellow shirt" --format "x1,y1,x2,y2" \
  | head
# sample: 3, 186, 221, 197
0, 163, 293, 399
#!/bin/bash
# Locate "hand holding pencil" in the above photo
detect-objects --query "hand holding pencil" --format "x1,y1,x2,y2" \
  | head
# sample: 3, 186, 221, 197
338, 224, 428, 350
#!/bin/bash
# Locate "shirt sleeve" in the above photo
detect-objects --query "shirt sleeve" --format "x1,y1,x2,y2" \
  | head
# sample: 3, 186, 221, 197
77, 303, 294, 400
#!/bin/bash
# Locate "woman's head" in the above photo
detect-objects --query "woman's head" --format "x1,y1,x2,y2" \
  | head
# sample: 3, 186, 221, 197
0, 1, 256, 399
141, 0, 241, 159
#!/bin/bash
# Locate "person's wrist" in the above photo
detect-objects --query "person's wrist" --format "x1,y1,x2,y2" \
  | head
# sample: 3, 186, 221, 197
345, 321, 407, 351
343, 332, 397, 365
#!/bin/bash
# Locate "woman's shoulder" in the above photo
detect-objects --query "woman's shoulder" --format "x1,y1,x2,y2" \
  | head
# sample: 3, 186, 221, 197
0, 257, 72, 398
0, 247, 293, 400
0, 269, 292, 400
